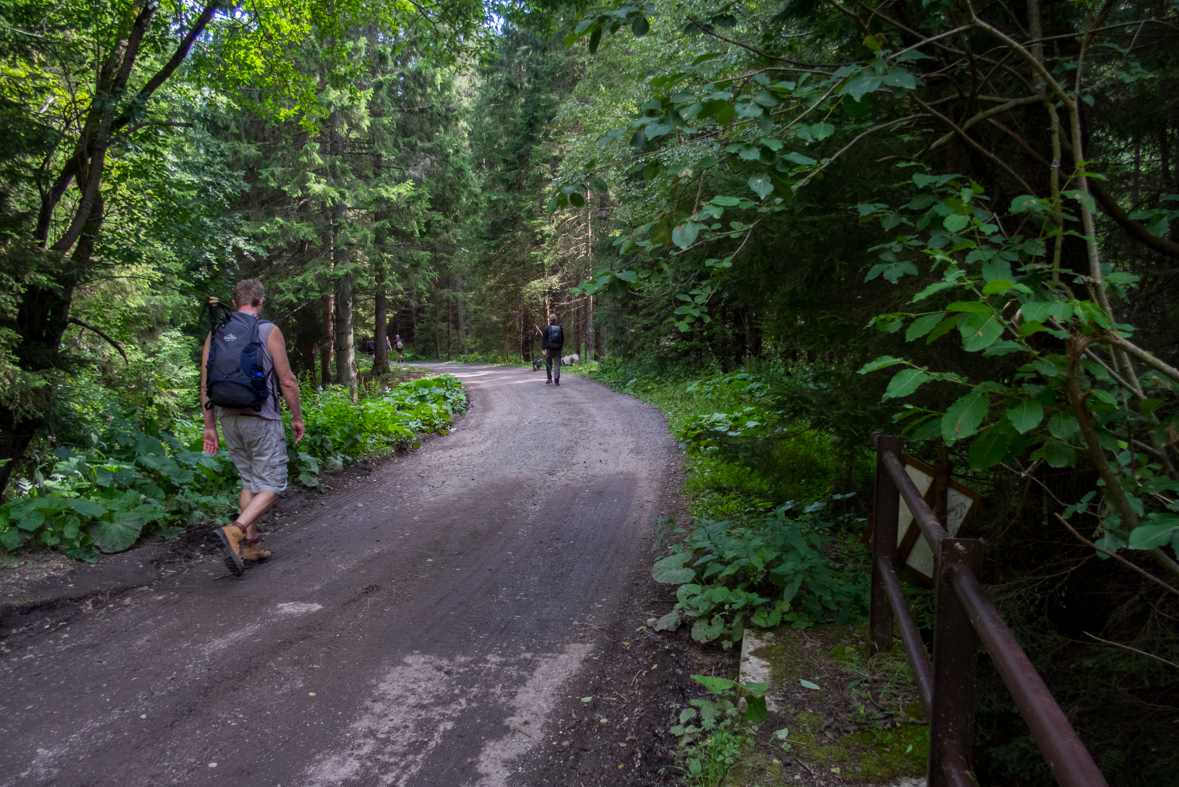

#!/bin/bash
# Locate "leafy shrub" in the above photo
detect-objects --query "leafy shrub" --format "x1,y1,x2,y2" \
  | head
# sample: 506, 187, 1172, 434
1, 375, 466, 560
672, 675, 768, 787
288, 375, 466, 485
652, 498, 870, 648
0, 416, 239, 561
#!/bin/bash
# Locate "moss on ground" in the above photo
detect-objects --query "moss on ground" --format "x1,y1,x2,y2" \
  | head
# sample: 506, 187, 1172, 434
728, 624, 928, 785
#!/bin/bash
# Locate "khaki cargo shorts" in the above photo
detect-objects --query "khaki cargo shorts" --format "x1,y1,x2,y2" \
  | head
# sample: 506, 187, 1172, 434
220, 415, 289, 494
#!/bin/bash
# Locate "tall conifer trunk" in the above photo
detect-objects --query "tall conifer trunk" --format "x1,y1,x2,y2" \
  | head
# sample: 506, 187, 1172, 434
321, 295, 335, 385
329, 109, 357, 400
335, 270, 355, 398
373, 263, 390, 376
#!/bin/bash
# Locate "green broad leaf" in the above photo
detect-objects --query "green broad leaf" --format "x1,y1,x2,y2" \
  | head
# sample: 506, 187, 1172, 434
1021, 301, 1071, 325
945, 301, 991, 313
614, 270, 638, 283
969, 425, 1009, 469
69, 499, 106, 518
783, 151, 817, 166
744, 695, 769, 723
692, 615, 726, 643
942, 389, 991, 444
841, 72, 883, 102
748, 174, 774, 200
906, 313, 944, 341
1128, 520, 1179, 550
693, 674, 737, 694
842, 94, 871, 118
882, 368, 929, 400
1063, 189, 1097, 215
1094, 534, 1125, 559
1010, 195, 1047, 214
1035, 438, 1076, 468
866, 260, 919, 283
0, 529, 26, 550
1006, 399, 1044, 434
569, 192, 586, 207
652, 551, 696, 584
982, 280, 1019, 295
588, 25, 603, 54
858, 356, 905, 374
913, 173, 944, 189
710, 195, 740, 206
983, 340, 1024, 357
799, 679, 821, 690
1032, 358, 1061, 377
927, 315, 961, 344
959, 313, 1004, 352
672, 222, 701, 249
910, 281, 958, 303
31, 495, 72, 512
89, 514, 144, 554
809, 123, 834, 140
882, 67, 918, 90
654, 609, 682, 632
16, 509, 45, 531
943, 214, 970, 232
631, 15, 650, 36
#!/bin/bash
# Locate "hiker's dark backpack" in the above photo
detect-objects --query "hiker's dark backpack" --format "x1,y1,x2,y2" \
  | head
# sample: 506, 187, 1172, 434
202, 301, 273, 411
545, 324, 564, 351
364, 338, 375, 354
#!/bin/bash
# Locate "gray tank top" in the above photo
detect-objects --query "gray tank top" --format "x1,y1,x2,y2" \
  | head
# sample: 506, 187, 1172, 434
218, 320, 281, 421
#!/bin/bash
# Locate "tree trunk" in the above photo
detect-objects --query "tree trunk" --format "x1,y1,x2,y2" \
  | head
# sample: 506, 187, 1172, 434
321, 295, 334, 385
373, 278, 390, 377
335, 271, 355, 399
329, 109, 356, 400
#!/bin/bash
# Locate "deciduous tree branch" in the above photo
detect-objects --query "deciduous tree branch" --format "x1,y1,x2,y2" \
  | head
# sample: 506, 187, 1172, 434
68, 318, 128, 364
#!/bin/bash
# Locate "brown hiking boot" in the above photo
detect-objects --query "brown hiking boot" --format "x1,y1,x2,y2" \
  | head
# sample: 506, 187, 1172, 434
216, 524, 246, 577
242, 538, 271, 566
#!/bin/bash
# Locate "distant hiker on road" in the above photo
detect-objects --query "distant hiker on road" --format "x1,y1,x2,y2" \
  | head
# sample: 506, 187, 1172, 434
200, 278, 305, 577
541, 313, 564, 386
394, 334, 404, 363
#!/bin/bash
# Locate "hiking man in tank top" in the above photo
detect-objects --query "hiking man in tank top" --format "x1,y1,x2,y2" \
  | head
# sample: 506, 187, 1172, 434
541, 313, 563, 386
200, 278, 305, 577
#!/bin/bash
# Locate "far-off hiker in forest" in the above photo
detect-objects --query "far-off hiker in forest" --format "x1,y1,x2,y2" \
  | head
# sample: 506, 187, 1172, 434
200, 279, 305, 577
541, 313, 564, 386
394, 334, 404, 363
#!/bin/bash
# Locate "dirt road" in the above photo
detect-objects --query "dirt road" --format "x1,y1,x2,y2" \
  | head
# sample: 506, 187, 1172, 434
0, 363, 695, 787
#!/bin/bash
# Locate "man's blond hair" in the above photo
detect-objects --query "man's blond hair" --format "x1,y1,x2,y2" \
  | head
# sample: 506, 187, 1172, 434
548, 313, 558, 323
233, 278, 265, 308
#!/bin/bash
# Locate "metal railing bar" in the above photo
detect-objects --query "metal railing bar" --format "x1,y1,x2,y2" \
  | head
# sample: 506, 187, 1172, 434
881, 449, 949, 550
949, 563, 1109, 787
940, 752, 977, 787
877, 554, 934, 711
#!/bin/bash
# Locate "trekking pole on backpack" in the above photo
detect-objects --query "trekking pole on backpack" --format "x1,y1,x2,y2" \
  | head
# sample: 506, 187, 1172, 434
199, 296, 221, 334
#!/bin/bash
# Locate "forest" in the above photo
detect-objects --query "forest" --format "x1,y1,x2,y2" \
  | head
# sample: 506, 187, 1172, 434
2, 0, 1179, 783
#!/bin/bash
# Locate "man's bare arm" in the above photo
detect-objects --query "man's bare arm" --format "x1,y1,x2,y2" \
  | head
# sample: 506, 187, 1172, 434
200, 334, 218, 455
268, 326, 304, 444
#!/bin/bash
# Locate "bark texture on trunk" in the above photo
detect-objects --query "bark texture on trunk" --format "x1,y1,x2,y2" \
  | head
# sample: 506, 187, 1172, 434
335, 270, 355, 398
321, 295, 335, 385
373, 272, 390, 376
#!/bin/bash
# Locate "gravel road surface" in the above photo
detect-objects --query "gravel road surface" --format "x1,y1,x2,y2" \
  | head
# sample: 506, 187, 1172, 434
0, 363, 689, 787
